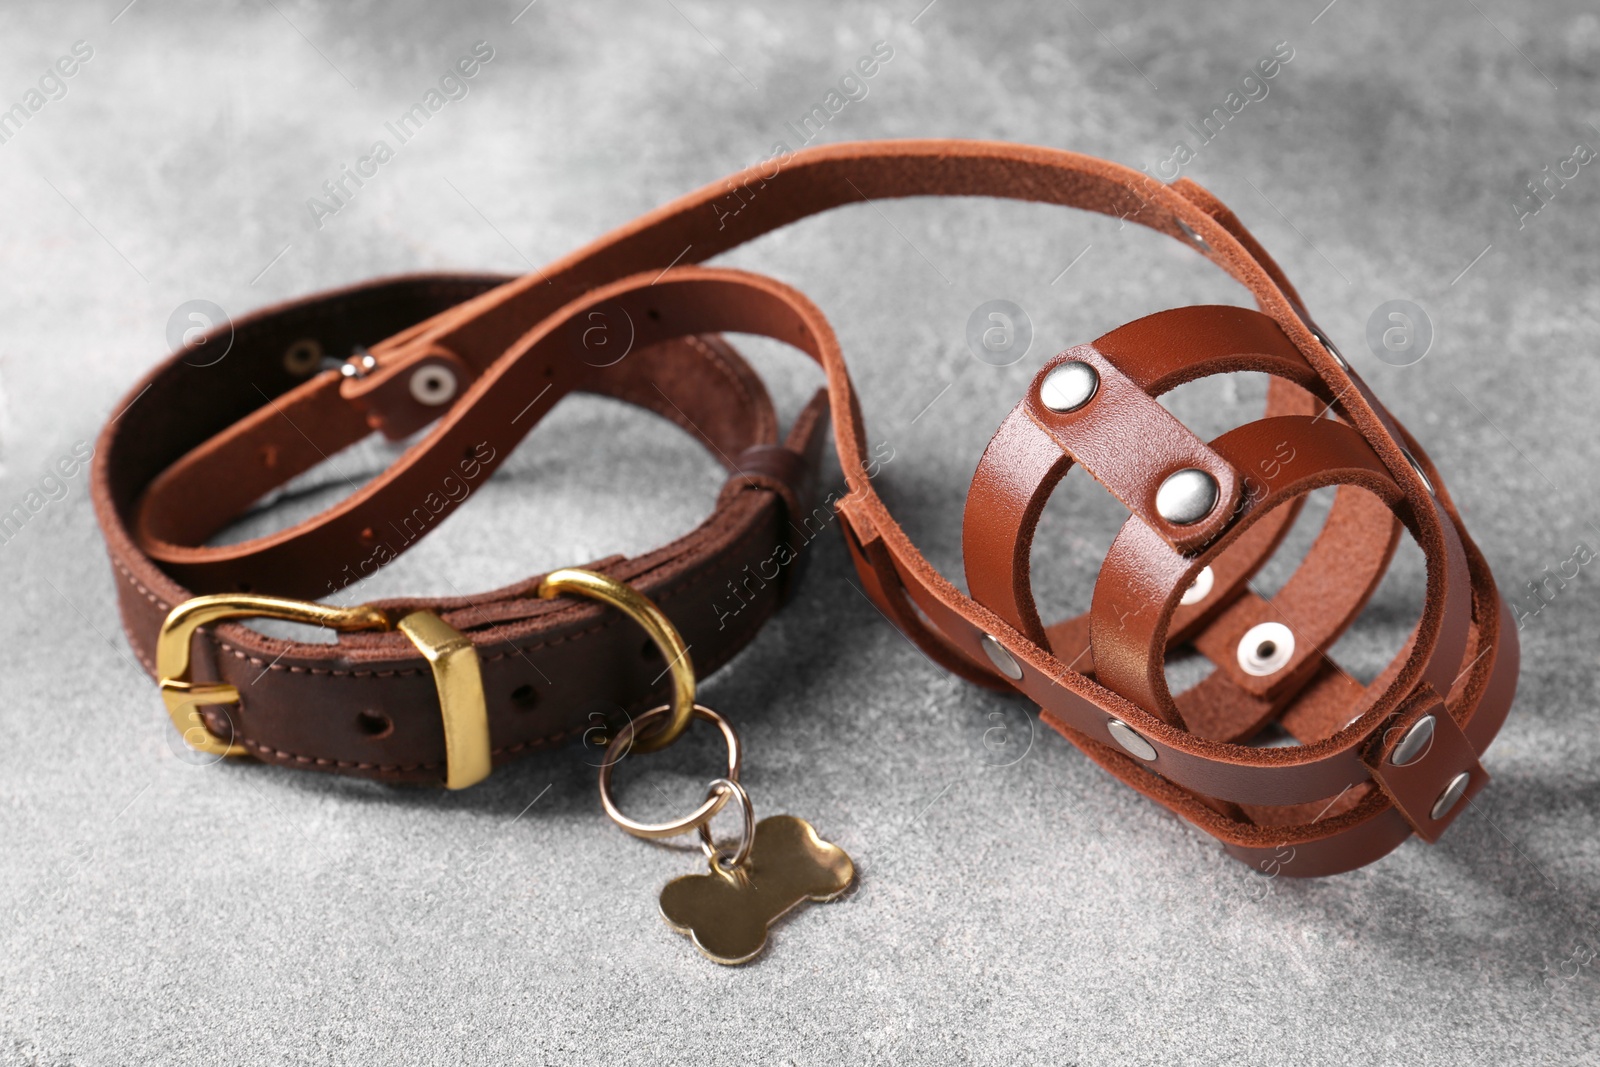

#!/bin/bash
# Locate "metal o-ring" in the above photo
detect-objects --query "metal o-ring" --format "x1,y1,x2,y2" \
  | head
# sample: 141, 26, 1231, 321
698, 777, 756, 870
596, 704, 742, 840
537, 567, 696, 752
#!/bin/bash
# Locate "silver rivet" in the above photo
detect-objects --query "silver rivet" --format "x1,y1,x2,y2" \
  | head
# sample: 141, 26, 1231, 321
1309, 325, 1349, 370
1401, 447, 1434, 496
1174, 218, 1210, 252
1107, 719, 1157, 761
340, 349, 377, 379
1179, 565, 1214, 606
1039, 360, 1100, 413
1237, 621, 1295, 677
1430, 771, 1471, 820
980, 634, 1023, 681
1155, 468, 1219, 526
1390, 714, 1436, 767
409, 364, 458, 406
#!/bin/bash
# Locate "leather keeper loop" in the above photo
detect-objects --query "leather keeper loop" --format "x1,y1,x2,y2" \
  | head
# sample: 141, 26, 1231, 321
1364, 688, 1485, 842
728, 445, 807, 523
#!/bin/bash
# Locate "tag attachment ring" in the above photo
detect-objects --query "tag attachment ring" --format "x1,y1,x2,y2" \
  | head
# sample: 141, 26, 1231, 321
596, 703, 742, 840
698, 777, 756, 870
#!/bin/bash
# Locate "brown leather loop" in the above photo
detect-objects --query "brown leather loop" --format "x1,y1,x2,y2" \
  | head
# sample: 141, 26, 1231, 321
131, 307, 793, 599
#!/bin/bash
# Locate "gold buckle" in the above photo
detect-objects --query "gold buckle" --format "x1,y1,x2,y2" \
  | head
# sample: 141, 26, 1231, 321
156, 594, 492, 789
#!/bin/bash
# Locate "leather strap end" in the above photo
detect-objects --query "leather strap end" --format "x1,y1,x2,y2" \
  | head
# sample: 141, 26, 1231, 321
341, 344, 476, 441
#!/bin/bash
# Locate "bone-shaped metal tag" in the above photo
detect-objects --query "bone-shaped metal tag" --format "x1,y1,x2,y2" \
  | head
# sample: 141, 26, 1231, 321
658, 814, 853, 964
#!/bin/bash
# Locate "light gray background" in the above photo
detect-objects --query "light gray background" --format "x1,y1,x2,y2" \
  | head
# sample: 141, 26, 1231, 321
2, 1, 1597, 1064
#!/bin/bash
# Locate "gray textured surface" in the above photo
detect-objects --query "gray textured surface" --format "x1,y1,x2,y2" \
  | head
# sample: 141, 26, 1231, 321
3, 1, 1599, 1064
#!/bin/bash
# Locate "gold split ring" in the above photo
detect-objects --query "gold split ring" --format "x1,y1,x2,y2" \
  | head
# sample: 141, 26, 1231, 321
596, 703, 743, 840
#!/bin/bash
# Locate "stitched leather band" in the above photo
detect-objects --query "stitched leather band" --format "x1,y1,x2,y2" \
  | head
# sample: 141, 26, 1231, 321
94, 140, 1517, 876
94, 273, 831, 784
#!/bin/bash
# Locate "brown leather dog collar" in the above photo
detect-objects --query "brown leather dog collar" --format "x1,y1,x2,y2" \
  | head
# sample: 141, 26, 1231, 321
96, 140, 1517, 876
94, 272, 830, 786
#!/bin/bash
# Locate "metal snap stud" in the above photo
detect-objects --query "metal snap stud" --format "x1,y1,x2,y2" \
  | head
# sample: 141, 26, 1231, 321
1039, 360, 1100, 413
1401, 447, 1434, 496
1237, 621, 1295, 677
409, 364, 459, 406
1174, 218, 1210, 253
340, 348, 377, 379
1107, 719, 1158, 761
980, 634, 1024, 681
1308, 325, 1350, 370
1390, 714, 1436, 767
1155, 469, 1219, 526
1431, 771, 1471, 820
1179, 565, 1214, 606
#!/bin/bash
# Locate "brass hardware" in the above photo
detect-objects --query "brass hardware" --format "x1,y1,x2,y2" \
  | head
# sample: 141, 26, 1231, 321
596, 703, 742, 839
156, 595, 387, 759
536, 567, 696, 753
660, 814, 855, 965
593, 703, 854, 964
156, 594, 491, 789
538, 570, 851, 961
395, 610, 492, 790
697, 777, 755, 869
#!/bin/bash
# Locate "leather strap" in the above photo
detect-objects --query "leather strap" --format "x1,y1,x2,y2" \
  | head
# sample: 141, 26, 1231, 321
93, 141, 1518, 876
93, 273, 830, 784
